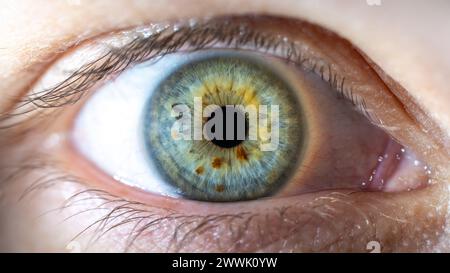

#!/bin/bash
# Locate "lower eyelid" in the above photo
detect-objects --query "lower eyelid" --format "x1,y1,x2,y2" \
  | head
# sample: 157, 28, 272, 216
48, 176, 447, 252
44, 123, 445, 252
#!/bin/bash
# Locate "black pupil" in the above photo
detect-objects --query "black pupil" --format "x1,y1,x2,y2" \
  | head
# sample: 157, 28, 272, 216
209, 106, 248, 149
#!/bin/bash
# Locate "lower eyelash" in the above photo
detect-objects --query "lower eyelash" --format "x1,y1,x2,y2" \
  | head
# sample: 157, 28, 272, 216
0, 151, 317, 252
2, 150, 443, 252
0, 152, 261, 252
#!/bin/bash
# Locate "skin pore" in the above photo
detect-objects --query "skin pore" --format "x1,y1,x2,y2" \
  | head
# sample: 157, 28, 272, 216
0, 0, 449, 252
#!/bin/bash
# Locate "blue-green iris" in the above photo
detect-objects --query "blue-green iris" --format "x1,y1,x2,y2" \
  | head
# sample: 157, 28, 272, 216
143, 52, 304, 201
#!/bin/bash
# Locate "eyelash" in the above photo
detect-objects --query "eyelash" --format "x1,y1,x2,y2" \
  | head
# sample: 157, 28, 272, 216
1, 16, 377, 130
5, 152, 291, 252
7, 151, 375, 252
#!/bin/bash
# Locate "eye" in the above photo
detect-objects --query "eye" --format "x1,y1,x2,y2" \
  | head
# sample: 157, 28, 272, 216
18, 15, 434, 205
33, 15, 430, 203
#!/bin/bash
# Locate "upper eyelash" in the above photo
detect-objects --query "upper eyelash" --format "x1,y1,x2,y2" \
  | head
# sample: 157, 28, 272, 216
0, 15, 376, 130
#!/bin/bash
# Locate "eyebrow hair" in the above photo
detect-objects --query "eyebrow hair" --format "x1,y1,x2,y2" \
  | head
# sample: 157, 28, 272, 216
0, 15, 372, 131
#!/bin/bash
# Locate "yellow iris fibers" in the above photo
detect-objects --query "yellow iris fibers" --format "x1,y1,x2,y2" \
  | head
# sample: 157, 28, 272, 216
188, 74, 267, 177
189, 64, 276, 146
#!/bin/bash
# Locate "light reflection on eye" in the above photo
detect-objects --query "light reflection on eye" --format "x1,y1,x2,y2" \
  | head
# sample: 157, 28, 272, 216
67, 20, 431, 202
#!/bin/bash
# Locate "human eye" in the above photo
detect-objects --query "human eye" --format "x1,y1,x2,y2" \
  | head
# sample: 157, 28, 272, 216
60, 16, 431, 201
1, 14, 448, 253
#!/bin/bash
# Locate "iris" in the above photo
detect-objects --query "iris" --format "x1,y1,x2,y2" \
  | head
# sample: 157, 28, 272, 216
143, 52, 305, 201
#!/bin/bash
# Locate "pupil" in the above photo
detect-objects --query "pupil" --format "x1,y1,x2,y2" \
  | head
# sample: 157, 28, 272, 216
209, 106, 248, 149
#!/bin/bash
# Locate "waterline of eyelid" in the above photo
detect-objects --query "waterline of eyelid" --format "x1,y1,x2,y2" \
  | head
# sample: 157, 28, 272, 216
362, 139, 433, 192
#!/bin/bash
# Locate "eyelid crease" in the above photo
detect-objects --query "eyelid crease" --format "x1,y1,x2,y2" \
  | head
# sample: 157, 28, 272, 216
0, 15, 375, 130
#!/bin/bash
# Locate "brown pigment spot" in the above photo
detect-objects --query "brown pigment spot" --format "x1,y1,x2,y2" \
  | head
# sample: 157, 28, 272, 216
236, 146, 248, 161
212, 157, 222, 169
195, 166, 204, 175
215, 184, 225, 192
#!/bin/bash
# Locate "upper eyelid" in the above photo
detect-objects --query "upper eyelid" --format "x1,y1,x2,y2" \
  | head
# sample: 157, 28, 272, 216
5, 16, 368, 121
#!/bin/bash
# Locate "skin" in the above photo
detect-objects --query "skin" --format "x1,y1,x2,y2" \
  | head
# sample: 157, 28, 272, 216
0, 0, 449, 252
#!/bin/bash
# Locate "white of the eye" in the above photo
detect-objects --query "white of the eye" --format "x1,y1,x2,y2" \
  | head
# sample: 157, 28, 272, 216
72, 53, 190, 197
